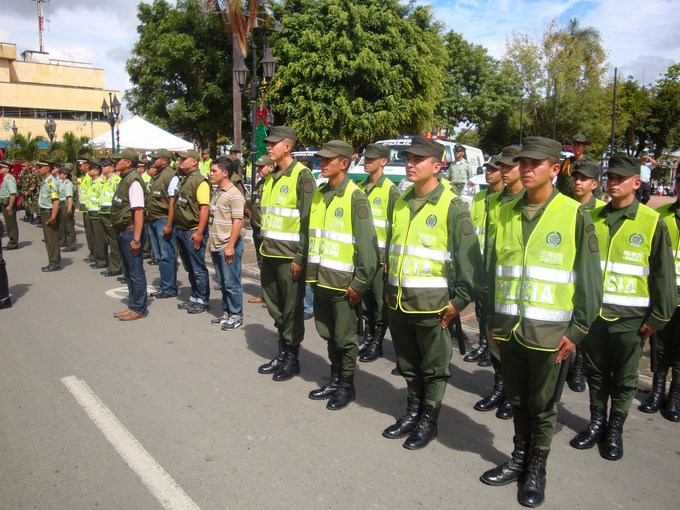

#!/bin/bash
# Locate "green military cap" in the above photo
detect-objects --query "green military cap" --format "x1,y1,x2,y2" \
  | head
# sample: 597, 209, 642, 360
50, 161, 62, 169
0, 161, 10, 169
514, 136, 562, 162
256, 154, 272, 166
20, 162, 29, 168
363, 143, 389, 159
606, 155, 641, 177
176, 148, 200, 159
315, 140, 354, 159
483, 155, 500, 170
453, 143, 466, 153
495, 145, 522, 166
149, 148, 172, 159
201, 148, 210, 155
100, 158, 115, 167
572, 160, 599, 179
76, 158, 90, 165
229, 145, 242, 153
111, 148, 140, 162
571, 133, 590, 144
400, 136, 446, 162
264, 125, 297, 143
36, 159, 51, 167
58, 166, 72, 176
89, 160, 102, 169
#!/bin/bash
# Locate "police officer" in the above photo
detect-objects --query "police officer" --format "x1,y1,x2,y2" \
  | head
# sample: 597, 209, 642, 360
306, 140, 378, 410
0, 161, 19, 249
18, 163, 34, 223
248, 155, 273, 306
57, 166, 76, 252
257, 126, 316, 381
383, 136, 482, 449
87, 161, 108, 270
36, 159, 62, 272
0, 221, 10, 309
480, 137, 602, 507
77, 159, 96, 263
199, 149, 212, 179
356, 143, 400, 362
99, 159, 123, 277
571, 155, 677, 459
557, 133, 591, 198
448, 144, 475, 196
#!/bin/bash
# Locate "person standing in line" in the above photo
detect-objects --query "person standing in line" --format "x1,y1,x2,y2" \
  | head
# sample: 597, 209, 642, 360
57, 166, 76, 252
174, 149, 211, 314
257, 126, 316, 381
77, 159, 96, 263
87, 161, 108, 270
36, 159, 62, 272
570, 155, 676, 460
228, 145, 243, 178
146, 149, 179, 298
356, 143, 400, 362
248, 154, 273, 305
383, 136, 482, 449
480, 137, 602, 508
208, 157, 245, 330
99, 159, 123, 277
0, 222, 10, 309
636, 151, 656, 204
110, 148, 148, 321
0, 161, 19, 250
448, 144, 475, 196
557, 133, 591, 199
199, 149, 212, 179
306, 140, 378, 410
19, 163, 34, 224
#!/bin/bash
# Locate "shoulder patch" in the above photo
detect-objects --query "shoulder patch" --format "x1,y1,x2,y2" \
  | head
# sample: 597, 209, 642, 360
585, 224, 595, 233
589, 235, 599, 253
460, 218, 474, 236
303, 180, 315, 193
666, 230, 672, 248
357, 205, 369, 220
457, 211, 469, 221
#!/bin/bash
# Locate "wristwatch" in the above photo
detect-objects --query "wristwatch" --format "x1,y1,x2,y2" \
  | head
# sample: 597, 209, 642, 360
132, 238, 141, 244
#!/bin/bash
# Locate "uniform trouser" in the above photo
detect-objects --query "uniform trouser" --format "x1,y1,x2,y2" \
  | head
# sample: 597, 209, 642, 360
261, 256, 305, 347
389, 308, 452, 404
1, 202, 18, 247
59, 203, 76, 250
657, 307, 680, 380
252, 227, 262, 268
500, 333, 559, 449
40, 210, 62, 268
313, 286, 359, 374
100, 215, 122, 273
361, 262, 387, 328
148, 218, 178, 295
0, 223, 9, 300
143, 222, 153, 259
82, 210, 95, 257
583, 316, 646, 413
89, 214, 108, 268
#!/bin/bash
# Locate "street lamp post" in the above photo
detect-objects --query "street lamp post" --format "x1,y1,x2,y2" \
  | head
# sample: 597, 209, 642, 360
101, 93, 121, 154
11, 121, 18, 137
44, 117, 57, 142
234, 33, 276, 200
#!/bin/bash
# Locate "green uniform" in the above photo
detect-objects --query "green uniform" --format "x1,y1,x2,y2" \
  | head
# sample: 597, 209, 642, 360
87, 176, 108, 268
584, 200, 677, 413
79, 173, 95, 258
387, 183, 482, 405
100, 174, 123, 273
487, 189, 602, 448
58, 178, 76, 250
0, 172, 19, 248
307, 175, 379, 373
20, 169, 39, 219
38, 175, 62, 269
259, 159, 316, 349
357, 174, 400, 330
448, 159, 475, 195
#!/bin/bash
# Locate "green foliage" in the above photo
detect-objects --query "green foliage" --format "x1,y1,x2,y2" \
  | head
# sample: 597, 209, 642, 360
6, 132, 47, 161
268, 0, 446, 147
41, 131, 92, 163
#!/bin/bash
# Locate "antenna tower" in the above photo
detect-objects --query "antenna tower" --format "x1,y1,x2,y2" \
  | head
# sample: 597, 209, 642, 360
35, 0, 49, 53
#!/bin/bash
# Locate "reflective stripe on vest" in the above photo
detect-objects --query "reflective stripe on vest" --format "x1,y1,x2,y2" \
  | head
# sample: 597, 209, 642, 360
100, 174, 121, 214
259, 162, 307, 258
306, 182, 357, 291
86, 178, 104, 215
657, 203, 680, 294
591, 203, 657, 319
386, 186, 456, 313
493, 194, 579, 350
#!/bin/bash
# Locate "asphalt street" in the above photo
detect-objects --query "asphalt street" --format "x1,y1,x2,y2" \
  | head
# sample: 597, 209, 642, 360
1, 213, 678, 510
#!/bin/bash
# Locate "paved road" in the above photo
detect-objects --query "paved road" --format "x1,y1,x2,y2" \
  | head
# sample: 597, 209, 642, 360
1, 212, 678, 509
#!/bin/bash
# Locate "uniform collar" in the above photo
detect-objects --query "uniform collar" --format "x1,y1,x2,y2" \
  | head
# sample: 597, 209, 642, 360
322, 174, 351, 197
512, 187, 559, 212
404, 181, 445, 204
599, 198, 640, 220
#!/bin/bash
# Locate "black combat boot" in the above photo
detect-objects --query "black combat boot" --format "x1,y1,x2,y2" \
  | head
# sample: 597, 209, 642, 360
477, 350, 492, 367
403, 403, 440, 450
480, 436, 527, 486
309, 366, 340, 400
569, 405, 607, 449
464, 335, 488, 362
272, 345, 300, 381
518, 446, 549, 507
601, 409, 627, 461
358, 322, 374, 355
474, 369, 505, 411
359, 323, 387, 362
496, 400, 513, 420
566, 349, 586, 392
326, 373, 355, 410
639, 373, 666, 413
383, 395, 423, 439
664, 379, 680, 422
258, 339, 286, 374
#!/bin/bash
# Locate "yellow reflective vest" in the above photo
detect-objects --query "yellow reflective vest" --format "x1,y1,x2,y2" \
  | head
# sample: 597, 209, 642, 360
656, 203, 680, 293
357, 176, 396, 259
86, 177, 105, 217
470, 189, 488, 256
78, 173, 92, 212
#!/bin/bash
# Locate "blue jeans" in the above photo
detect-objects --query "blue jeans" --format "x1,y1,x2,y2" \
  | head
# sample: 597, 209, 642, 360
148, 217, 178, 296
304, 282, 314, 315
117, 228, 148, 314
211, 237, 244, 318
175, 228, 209, 304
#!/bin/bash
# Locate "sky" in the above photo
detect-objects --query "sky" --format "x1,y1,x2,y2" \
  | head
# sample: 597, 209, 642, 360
0, 0, 677, 114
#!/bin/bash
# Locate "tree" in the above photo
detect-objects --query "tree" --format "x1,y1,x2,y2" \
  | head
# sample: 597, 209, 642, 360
125, 0, 234, 151
649, 63, 680, 156
7, 132, 47, 161
53, 131, 92, 163
267, 0, 446, 147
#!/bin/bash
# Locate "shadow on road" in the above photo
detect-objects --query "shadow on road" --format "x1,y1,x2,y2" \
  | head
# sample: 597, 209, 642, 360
9, 283, 31, 302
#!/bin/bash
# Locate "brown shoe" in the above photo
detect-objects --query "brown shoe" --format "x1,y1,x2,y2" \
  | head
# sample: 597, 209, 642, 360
113, 309, 131, 318
118, 310, 147, 321
249, 296, 265, 304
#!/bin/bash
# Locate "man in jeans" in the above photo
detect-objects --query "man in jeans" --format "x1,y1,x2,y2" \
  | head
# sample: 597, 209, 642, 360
208, 157, 245, 330
173, 149, 211, 314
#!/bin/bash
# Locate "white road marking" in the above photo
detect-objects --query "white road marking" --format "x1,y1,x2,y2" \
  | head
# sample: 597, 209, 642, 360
61, 375, 200, 510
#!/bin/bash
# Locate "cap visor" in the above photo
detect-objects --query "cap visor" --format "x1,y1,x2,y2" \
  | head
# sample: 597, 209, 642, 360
315, 149, 339, 158
513, 149, 553, 162
264, 135, 283, 142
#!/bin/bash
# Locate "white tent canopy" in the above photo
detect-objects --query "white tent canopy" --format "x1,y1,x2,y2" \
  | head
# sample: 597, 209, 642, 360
91, 116, 194, 152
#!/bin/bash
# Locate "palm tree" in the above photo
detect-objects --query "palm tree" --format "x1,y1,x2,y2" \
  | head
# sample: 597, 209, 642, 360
58, 131, 91, 163
10, 132, 47, 161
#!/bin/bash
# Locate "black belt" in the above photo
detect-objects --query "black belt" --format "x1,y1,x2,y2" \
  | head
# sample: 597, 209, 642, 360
40, 208, 52, 212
